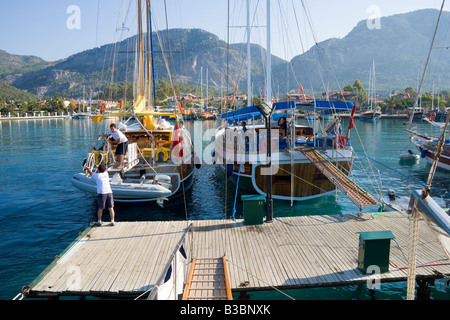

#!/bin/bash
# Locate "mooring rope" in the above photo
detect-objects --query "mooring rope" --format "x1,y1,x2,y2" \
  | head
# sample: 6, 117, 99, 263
225, 258, 295, 300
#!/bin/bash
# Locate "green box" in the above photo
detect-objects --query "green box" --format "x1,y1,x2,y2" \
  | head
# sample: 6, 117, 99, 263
241, 195, 265, 225
357, 230, 395, 274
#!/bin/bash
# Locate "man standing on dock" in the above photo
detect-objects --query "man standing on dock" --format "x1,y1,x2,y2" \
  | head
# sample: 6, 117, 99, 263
98, 123, 129, 169
83, 163, 116, 226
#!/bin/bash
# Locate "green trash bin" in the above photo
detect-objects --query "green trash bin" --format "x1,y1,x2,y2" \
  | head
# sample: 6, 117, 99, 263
241, 195, 265, 225
357, 230, 395, 274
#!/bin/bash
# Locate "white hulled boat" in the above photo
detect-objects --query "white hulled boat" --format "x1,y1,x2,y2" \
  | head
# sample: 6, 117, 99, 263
71, 0, 195, 204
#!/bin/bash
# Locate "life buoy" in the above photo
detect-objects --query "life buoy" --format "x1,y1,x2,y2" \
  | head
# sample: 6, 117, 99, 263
429, 112, 436, 121
334, 135, 347, 148
260, 138, 275, 153
156, 148, 169, 162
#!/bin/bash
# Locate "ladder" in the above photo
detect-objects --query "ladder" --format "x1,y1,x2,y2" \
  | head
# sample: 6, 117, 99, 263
182, 257, 233, 300
299, 146, 379, 210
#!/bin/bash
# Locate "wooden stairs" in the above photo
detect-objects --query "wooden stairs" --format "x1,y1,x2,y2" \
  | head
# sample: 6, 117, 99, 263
182, 257, 233, 300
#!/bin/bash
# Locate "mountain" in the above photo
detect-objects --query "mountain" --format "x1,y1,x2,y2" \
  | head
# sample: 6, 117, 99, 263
1, 9, 450, 99
2, 28, 292, 99
0, 49, 55, 85
0, 81, 39, 102
291, 9, 450, 96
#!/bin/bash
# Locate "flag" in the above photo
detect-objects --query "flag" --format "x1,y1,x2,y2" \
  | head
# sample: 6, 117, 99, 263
348, 103, 356, 130
299, 84, 306, 102
119, 101, 124, 110
177, 101, 183, 114
229, 84, 239, 108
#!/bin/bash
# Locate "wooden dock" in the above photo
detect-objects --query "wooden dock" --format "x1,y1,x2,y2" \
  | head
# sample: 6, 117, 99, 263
26, 211, 450, 299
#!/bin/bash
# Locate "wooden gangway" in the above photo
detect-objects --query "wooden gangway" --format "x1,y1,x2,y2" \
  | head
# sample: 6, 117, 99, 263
299, 146, 379, 210
182, 257, 233, 300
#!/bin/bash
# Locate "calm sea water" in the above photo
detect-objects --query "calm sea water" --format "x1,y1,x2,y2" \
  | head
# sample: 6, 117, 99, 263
0, 117, 449, 300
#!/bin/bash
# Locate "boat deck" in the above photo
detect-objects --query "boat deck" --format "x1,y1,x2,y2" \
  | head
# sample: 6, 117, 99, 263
299, 146, 380, 210
26, 212, 450, 299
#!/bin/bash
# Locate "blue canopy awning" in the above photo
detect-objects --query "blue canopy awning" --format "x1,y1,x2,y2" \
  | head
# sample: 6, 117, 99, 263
297, 100, 354, 111
221, 101, 296, 120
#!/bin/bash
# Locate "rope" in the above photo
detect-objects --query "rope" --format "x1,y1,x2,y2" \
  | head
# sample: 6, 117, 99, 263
407, 199, 420, 300
353, 149, 450, 200
225, 258, 295, 300
12, 286, 30, 300
232, 165, 243, 220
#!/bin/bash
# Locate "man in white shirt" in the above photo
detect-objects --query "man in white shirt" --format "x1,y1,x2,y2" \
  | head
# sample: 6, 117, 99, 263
83, 163, 116, 226
99, 123, 129, 169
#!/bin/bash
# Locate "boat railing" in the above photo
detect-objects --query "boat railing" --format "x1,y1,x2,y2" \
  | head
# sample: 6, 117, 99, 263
145, 223, 194, 300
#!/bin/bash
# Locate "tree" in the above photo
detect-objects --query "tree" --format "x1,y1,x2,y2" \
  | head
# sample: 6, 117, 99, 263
405, 87, 416, 94
353, 79, 364, 91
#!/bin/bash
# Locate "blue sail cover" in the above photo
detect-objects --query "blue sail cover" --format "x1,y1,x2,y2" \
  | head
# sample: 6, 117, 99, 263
221, 100, 353, 123
298, 100, 354, 112
221, 101, 296, 122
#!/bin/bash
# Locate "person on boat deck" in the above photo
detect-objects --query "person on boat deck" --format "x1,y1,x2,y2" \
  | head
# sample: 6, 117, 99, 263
83, 163, 116, 226
98, 123, 129, 169
241, 121, 247, 133
278, 117, 287, 137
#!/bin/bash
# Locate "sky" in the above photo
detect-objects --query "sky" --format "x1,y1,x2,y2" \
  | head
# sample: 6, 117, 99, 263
0, 0, 447, 62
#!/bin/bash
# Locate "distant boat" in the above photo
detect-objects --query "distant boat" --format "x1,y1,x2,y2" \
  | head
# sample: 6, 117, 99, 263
359, 108, 381, 120
399, 149, 420, 160
407, 106, 424, 120
360, 60, 381, 121
181, 108, 198, 120
408, 128, 450, 172
72, 113, 91, 119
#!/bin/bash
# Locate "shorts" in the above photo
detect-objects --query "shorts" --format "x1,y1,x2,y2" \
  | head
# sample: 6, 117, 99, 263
97, 193, 114, 209
115, 141, 128, 155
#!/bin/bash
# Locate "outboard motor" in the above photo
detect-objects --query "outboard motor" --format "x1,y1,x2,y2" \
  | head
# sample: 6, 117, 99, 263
387, 189, 396, 201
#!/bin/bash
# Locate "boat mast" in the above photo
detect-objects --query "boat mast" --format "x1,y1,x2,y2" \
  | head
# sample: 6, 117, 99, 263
265, 0, 273, 222
133, 0, 146, 113
146, 0, 156, 108
247, 0, 251, 107
266, 0, 271, 103
406, 0, 446, 126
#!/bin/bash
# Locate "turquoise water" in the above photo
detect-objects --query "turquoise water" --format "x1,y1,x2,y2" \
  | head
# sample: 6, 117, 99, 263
0, 117, 449, 300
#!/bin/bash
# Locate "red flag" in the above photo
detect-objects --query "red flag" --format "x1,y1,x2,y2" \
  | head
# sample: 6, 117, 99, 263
119, 101, 124, 110
299, 84, 306, 102
177, 101, 183, 114
348, 103, 356, 130
100, 103, 106, 114
229, 84, 239, 107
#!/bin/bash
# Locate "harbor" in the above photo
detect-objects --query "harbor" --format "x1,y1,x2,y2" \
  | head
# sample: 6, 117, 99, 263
2, 1, 450, 304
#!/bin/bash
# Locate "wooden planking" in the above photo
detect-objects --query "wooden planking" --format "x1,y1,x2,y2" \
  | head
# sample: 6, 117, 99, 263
29, 221, 189, 297
299, 147, 379, 209
28, 211, 450, 298
183, 258, 232, 300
